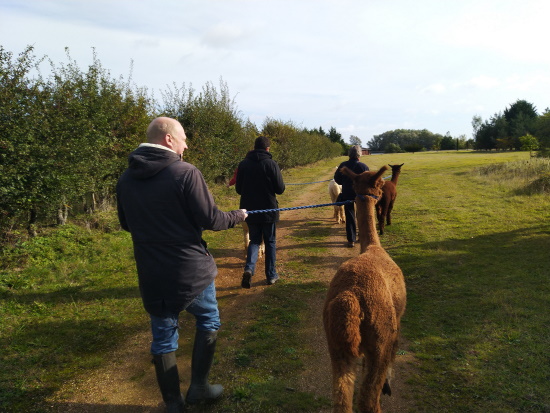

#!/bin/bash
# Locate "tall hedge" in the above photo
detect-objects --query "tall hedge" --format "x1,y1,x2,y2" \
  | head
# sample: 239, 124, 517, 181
0, 46, 153, 239
0, 46, 343, 242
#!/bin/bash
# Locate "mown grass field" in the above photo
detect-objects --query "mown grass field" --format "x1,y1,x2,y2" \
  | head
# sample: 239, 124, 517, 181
1, 150, 549, 412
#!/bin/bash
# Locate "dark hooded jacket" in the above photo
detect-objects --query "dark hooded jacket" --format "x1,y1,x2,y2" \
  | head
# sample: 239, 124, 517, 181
334, 158, 369, 200
116, 145, 244, 316
235, 149, 285, 223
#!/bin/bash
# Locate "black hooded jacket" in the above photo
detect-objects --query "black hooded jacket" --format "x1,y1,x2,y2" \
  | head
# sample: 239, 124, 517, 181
334, 158, 369, 200
116, 145, 245, 316
235, 149, 285, 223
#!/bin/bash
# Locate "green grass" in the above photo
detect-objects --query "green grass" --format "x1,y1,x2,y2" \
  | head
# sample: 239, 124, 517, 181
374, 151, 550, 412
1, 151, 549, 412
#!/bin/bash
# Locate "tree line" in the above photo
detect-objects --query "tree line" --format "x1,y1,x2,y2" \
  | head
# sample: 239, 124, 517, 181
0, 45, 343, 242
472, 99, 550, 154
367, 129, 473, 153
367, 99, 550, 155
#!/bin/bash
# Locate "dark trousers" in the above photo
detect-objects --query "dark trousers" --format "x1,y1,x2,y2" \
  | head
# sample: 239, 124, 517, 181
344, 202, 357, 243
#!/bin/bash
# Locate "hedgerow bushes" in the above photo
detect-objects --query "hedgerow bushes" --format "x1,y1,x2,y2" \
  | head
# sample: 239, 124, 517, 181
0, 46, 342, 243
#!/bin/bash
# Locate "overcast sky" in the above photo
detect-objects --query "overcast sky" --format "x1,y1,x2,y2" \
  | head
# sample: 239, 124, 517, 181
1, 0, 549, 145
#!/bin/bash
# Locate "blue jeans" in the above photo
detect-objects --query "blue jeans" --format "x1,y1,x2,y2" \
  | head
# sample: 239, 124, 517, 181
149, 281, 221, 355
244, 222, 278, 281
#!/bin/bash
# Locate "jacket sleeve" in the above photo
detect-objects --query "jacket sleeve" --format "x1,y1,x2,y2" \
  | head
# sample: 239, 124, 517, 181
184, 167, 245, 231
334, 163, 344, 185
270, 161, 285, 195
235, 163, 243, 195
116, 182, 130, 232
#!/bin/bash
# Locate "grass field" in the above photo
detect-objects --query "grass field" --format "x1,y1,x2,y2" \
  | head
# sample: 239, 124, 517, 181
1, 150, 549, 412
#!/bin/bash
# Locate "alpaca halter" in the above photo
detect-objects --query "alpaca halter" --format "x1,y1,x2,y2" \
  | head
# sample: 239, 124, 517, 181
356, 194, 380, 201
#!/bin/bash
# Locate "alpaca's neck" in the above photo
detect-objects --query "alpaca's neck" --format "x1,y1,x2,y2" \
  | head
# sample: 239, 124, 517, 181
356, 196, 381, 252
391, 171, 401, 185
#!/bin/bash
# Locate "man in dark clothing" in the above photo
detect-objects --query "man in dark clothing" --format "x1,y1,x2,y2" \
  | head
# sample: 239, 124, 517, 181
334, 144, 369, 247
236, 136, 285, 288
117, 117, 247, 412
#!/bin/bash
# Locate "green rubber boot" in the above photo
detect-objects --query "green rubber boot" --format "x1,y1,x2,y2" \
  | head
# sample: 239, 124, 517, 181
152, 352, 185, 413
185, 330, 224, 404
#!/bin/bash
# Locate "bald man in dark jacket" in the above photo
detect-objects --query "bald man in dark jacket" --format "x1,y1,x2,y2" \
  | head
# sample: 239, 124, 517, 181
117, 117, 246, 412
236, 136, 285, 288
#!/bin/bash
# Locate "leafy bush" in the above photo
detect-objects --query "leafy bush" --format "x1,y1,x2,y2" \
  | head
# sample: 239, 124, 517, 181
385, 142, 405, 153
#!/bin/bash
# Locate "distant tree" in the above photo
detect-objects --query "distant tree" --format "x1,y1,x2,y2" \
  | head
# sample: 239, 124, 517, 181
385, 143, 404, 153
496, 137, 514, 151
403, 143, 423, 153
504, 99, 538, 149
519, 134, 539, 156
440, 133, 455, 150
327, 126, 342, 143
472, 115, 483, 139
349, 135, 362, 147
457, 134, 468, 150
417, 129, 441, 151
326, 126, 347, 155
369, 129, 443, 152
305, 126, 326, 136
475, 112, 508, 150
535, 110, 550, 155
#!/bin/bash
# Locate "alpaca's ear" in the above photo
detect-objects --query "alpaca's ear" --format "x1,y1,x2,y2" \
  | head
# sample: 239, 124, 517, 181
372, 165, 389, 181
340, 166, 357, 179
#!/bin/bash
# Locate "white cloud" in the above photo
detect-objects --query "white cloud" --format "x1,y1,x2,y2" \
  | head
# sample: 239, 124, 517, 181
201, 24, 248, 48
420, 83, 447, 94
466, 76, 501, 90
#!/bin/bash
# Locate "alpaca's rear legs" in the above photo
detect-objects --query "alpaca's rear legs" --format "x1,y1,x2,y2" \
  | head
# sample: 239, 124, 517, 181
386, 201, 394, 226
358, 349, 393, 413
330, 356, 357, 413
376, 206, 386, 235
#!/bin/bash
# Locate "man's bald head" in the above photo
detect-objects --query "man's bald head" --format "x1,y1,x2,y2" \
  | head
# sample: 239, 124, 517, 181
146, 117, 180, 144
145, 117, 188, 155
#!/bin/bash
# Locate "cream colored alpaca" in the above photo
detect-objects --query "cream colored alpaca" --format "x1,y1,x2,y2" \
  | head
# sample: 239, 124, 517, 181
329, 179, 345, 224
323, 165, 406, 413
242, 222, 265, 258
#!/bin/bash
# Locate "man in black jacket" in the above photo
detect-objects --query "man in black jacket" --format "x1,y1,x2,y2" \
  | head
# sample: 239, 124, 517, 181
334, 145, 369, 247
236, 136, 285, 288
117, 117, 247, 412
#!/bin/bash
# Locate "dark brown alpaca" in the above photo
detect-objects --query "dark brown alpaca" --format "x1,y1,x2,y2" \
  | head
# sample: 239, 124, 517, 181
376, 163, 404, 235
323, 165, 407, 413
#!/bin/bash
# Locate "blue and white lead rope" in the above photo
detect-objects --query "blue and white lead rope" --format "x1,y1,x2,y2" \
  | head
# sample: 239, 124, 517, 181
246, 195, 378, 215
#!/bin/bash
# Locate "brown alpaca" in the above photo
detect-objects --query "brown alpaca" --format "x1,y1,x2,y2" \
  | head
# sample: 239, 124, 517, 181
376, 163, 404, 235
323, 165, 406, 413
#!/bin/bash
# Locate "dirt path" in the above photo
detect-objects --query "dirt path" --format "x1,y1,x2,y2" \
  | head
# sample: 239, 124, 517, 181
49, 174, 415, 412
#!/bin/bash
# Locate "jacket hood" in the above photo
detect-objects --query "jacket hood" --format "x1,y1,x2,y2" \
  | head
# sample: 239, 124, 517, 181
245, 149, 273, 163
127, 145, 181, 179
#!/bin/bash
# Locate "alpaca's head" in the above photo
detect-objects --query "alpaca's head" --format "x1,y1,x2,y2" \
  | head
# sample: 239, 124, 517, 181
340, 165, 389, 199
389, 163, 404, 172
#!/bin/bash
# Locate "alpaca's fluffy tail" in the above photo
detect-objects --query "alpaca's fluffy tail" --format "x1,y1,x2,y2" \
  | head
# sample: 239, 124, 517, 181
324, 291, 362, 358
